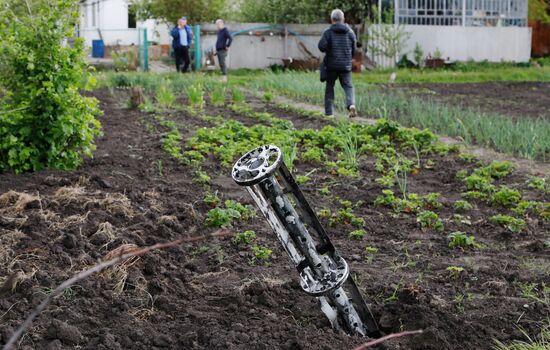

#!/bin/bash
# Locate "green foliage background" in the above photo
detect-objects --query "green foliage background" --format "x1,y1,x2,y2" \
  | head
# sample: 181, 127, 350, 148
0, 0, 101, 173
529, 0, 550, 24
130, 0, 227, 24
237, 0, 375, 24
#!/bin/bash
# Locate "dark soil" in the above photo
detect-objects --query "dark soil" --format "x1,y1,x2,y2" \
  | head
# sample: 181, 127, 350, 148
379, 82, 550, 120
0, 88, 548, 350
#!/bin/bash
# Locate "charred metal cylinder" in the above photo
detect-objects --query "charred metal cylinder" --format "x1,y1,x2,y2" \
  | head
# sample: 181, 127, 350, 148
232, 145, 380, 337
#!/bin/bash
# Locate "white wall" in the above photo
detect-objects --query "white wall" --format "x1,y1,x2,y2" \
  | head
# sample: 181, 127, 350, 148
404, 25, 532, 63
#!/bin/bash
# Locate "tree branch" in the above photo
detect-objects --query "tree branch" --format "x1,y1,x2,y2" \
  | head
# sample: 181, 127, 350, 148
352, 329, 424, 350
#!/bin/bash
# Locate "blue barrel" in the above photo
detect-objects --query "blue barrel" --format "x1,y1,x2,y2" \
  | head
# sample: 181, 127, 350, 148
92, 40, 104, 58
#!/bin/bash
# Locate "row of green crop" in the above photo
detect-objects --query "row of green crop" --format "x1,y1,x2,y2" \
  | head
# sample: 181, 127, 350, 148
243, 71, 550, 161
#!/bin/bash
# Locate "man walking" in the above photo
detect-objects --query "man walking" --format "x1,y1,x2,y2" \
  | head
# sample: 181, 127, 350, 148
318, 9, 357, 118
215, 19, 232, 79
170, 17, 193, 73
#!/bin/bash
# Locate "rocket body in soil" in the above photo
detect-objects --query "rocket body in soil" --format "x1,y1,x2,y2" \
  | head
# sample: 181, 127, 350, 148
232, 145, 380, 337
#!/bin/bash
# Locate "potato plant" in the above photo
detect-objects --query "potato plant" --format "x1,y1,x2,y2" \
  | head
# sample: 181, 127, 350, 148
448, 232, 481, 249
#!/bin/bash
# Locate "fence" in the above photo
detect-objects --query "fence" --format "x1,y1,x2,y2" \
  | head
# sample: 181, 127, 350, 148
367, 23, 532, 68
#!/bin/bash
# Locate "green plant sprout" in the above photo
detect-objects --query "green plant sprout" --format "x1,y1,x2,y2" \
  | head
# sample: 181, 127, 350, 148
446, 266, 465, 279
416, 211, 444, 231
490, 215, 526, 233
491, 186, 521, 207
203, 192, 221, 208
454, 200, 473, 211
448, 232, 481, 249
349, 229, 367, 239
193, 170, 211, 185
187, 83, 205, 110
251, 245, 272, 262
233, 230, 257, 245
156, 79, 176, 109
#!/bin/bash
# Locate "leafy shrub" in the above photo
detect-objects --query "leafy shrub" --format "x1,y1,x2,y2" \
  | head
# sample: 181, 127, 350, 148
454, 200, 473, 211
205, 207, 240, 228
204, 192, 221, 207
233, 230, 257, 245
251, 245, 272, 262
417, 211, 444, 231
448, 232, 481, 249
464, 173, 495, 192
458, 153, 477, 163
527, 176, 548, 192
512, 200, 543, 216
224, 200, 256, 219
205, 200, 255, 227
476, 161, 514, 179
0, 0, 101, 173
302, 147, 325, 162
491, 186, 521, 207
461, 191, 488, 201
330, 207, 365, 227
349, 229, 367, 239
490, 214, 526, 233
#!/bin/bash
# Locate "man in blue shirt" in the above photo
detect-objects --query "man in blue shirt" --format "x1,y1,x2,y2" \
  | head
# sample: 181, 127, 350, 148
215, 19, 232, 78
170, 17, 193, 73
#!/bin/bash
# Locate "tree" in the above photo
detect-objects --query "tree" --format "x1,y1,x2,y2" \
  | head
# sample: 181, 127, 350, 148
237, 0, 378, 24
130, 0, 227, 24
0, 0, 101, 173
529, 0, 550, 24
366, 6, 411, 71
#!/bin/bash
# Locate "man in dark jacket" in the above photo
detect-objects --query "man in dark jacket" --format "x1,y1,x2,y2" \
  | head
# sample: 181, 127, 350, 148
318, 9, 357, 117
170, 17, 193, 73
215, 19, 232, 78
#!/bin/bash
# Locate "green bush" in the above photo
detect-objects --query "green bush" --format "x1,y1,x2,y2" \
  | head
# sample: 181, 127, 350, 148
416, 210, 444, 231
0, 0, 101, 173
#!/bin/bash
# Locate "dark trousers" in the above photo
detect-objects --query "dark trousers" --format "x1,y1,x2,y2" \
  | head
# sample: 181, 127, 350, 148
174, 46, 190, 73
217, 49, 228, 75
325, 71, 355, 116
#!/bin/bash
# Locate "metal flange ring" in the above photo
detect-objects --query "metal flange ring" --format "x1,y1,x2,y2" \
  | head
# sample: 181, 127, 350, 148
232, 145, 283, 186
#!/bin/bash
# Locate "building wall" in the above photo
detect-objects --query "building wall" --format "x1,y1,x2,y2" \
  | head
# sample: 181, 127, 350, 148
79, 0, 139, 47
404, 25, 532, 63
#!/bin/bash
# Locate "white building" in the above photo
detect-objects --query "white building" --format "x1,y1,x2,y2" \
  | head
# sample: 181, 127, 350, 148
78, 0, 171, 48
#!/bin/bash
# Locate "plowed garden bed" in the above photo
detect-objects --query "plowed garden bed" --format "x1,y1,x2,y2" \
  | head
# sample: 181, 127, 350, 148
0, 88, 548, 350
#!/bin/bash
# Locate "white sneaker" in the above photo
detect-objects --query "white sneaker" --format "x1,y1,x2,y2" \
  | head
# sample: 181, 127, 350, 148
348, 105, 357, 118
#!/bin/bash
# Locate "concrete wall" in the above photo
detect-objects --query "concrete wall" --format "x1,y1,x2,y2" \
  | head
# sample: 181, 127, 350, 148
199, 23, 326, 69
404, 25, 532, 63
